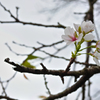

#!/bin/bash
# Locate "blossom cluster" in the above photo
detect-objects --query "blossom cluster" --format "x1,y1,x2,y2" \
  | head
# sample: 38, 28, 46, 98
62, 21, 95, 45
62, 21, 100, 66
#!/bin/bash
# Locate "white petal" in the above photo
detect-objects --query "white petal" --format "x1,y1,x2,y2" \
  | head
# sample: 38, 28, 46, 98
62, 35, 72, 45
77, 33, 83, 42
84, 33, 95, 41
81, 21, 95, 33
81, 21, 86, 31
93, 57, 100, 66
62, 35, 71, 41
64, 27, 75, 36
73, 23, 80, 32
66, 41, 72, 45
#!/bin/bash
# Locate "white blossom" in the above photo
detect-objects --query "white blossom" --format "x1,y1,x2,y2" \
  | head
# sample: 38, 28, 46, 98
84, 33, 95, 41
74, 21, 95, 33
62, 27, 83, 45
81, 21, 95, 33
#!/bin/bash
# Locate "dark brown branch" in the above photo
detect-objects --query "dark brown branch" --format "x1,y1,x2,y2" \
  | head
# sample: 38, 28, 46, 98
88, 80, 92, 100
45, 74, 93, 100
0, 95, 18, 100
4, 58, 100, 77
65, 58, 75, 72
83, 0, 97, 99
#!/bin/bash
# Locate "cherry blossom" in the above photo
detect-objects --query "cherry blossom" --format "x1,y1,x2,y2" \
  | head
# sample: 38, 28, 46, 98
81, 21, 95, 33
62, 27, 83, 45
93, 51, 100, 66
74, 21, 95, 33
84, 33, 95, 41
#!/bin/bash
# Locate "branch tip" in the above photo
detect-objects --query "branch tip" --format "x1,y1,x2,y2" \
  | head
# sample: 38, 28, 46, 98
4, 58, 10, 62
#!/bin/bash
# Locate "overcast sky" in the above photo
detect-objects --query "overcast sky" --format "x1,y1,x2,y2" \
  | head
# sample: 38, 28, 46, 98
0, 0, 100, 100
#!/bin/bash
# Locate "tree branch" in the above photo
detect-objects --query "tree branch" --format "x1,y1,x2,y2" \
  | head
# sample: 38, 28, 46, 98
4, 58, 100, 77
44, 74, 93, 100
0, 95, 18, 100
0, 2, 66, 29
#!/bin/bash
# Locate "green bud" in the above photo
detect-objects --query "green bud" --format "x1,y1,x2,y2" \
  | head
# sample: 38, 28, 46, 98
78, 26, 81, 33
71, 52, 75, 58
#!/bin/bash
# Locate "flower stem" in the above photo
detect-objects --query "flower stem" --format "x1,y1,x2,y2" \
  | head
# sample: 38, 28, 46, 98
79, 45, 95, 52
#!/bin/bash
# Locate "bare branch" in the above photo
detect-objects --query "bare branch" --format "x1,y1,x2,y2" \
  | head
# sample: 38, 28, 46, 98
0, 2, 66, 29
0, 95, 18, 100
0, 2, 18, 21
5, 43, 29, 56
43, 74, 51, 95
4, 58, 100, 77
0, 79, 7, 96
45, 74, 93, 100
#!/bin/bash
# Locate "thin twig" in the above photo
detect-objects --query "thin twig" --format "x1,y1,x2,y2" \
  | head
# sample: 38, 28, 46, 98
0, 2, 66, 29
16, 7, 19, 19
43, 75, 51, 95
0, 79, 7, 96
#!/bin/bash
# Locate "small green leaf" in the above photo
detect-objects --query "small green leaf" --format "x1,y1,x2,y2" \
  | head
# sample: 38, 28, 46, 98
21, 61, 36, 68
26, 54, 41, 60
21, 54, 42, 68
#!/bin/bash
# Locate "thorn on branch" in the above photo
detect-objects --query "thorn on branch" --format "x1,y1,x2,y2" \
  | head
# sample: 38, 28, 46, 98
40, 63, 48, 71
74, 75, 79, 82
60, 76, 64, 84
